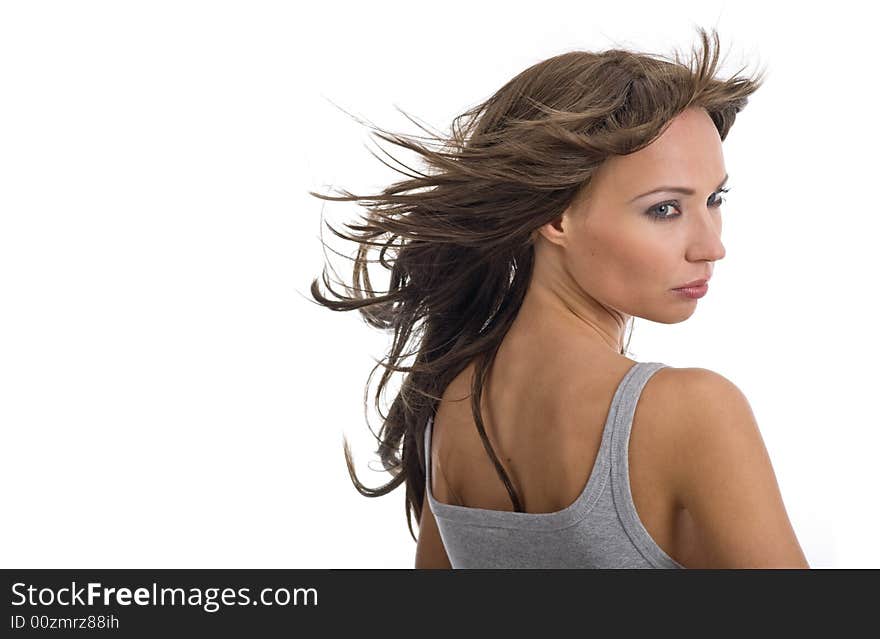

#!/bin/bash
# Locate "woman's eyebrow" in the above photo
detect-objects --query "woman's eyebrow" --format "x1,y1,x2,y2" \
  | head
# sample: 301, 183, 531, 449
628, 173, 729, 202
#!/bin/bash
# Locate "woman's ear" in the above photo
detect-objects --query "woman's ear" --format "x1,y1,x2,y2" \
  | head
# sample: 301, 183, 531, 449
534, 213, 567, 247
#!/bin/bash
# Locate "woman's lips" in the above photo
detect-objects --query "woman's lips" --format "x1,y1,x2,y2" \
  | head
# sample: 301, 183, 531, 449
675, 278, 709, 288
672, 283, 708, 298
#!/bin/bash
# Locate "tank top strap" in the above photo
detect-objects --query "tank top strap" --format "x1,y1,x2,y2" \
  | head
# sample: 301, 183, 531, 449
424, 415, 433, 487
609, 361, 681, 568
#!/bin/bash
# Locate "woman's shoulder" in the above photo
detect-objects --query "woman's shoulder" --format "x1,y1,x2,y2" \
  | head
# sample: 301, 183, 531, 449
638, 363, 755, 448
645, 364, 752, 421
644, 364, 810, 566
641, 364, 768, 495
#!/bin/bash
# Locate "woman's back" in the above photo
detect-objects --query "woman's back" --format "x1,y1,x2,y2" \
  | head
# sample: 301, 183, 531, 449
428, 356, 686, 568
426, 321, 809, 568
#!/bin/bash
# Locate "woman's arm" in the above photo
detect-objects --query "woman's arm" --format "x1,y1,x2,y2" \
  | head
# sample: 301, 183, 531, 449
667, 368, 810, 568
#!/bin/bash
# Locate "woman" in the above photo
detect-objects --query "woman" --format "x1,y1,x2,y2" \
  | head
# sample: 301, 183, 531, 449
309, 27, 809, 568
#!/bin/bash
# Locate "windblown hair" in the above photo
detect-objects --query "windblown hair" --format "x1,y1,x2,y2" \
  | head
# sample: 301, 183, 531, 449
308, 26, 766, 542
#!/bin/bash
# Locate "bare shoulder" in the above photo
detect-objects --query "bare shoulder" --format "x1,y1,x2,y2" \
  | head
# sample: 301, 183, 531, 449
647, 365, 810, 568
649, 365, 767, 459
640, 365, 754, 493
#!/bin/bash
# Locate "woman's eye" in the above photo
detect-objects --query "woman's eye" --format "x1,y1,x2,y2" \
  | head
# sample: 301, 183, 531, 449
645, 187, 730, 222
710, 187, 730, 207
645, 201, 681, 222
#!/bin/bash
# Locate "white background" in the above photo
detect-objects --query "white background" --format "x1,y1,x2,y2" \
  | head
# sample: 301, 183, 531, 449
1, 1, 875, 568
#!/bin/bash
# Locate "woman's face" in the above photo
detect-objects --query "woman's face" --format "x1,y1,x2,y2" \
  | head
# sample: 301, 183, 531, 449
542, 106, 728, 326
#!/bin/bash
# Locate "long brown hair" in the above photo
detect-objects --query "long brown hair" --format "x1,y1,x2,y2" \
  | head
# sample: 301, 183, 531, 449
308, 26, 766, 541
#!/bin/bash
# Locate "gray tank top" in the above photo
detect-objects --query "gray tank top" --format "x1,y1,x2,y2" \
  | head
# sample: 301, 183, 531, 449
423, 360, 685, 568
